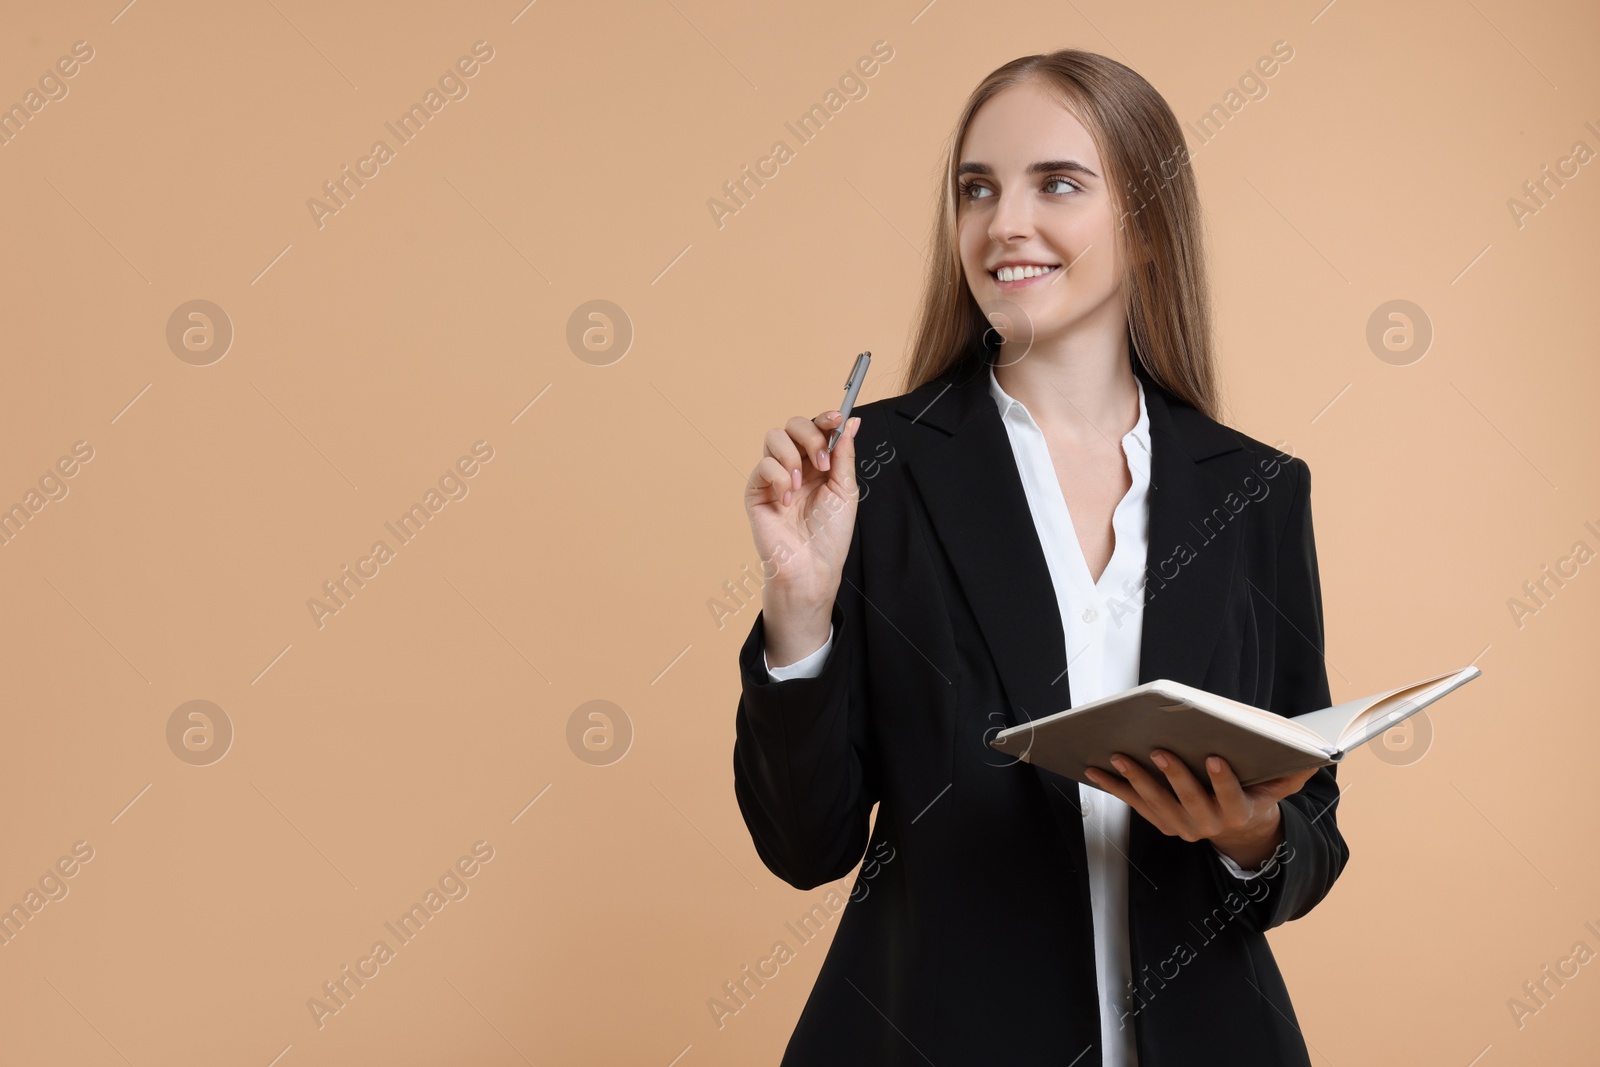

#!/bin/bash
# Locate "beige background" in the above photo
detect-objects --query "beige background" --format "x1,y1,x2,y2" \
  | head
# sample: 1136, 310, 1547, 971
0, 0, 1595, 1063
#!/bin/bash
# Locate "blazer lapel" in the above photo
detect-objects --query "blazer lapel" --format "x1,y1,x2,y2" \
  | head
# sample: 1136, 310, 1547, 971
897, 359, 1078, 829
1135, 362, 1247, 694
896, 351, 1247, 871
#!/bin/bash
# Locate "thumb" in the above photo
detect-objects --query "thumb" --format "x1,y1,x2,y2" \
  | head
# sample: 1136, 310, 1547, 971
830, 416, 861, 498
1252, 768, 1317, 802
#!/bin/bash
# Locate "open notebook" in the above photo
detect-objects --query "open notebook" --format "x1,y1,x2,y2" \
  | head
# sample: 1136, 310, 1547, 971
987, 665, 1482, 789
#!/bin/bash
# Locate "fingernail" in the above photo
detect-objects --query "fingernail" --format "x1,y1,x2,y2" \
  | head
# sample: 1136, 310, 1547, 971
1110, 756, 1126, 772
1151, 752, 1167, 768
816, 448, 829, 470
849, 416, 860, 434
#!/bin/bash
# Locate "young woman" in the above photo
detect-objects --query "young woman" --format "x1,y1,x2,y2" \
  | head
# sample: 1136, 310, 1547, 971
736, 49, 1348, 1067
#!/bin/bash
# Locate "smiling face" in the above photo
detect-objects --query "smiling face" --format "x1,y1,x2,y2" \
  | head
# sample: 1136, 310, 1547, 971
955, 79, 1133, 353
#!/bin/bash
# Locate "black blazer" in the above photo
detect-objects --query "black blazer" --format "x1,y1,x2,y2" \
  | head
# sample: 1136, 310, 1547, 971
733, 348, 1350, 1067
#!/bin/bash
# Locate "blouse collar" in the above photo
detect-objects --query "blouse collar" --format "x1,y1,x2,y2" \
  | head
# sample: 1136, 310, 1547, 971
987, 361, 1152, 459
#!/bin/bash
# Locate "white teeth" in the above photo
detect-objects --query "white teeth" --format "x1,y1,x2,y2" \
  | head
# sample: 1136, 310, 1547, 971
995, 264, 1057, 282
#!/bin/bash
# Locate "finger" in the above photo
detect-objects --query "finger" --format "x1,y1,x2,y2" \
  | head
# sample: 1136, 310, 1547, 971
1150, 749, 1215, 816
747, 455, 794, 505
813, 410, 848, 473
785, 412, 842, 475
762, 425, 805, 482
1204, 755, 1252, 827
1085, 767, 1156, 829
1085, 766, 1129, 796
1110, 753, 1188, 827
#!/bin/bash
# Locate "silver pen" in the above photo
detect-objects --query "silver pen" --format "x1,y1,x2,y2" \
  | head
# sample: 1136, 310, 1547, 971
827, 351, 871, 452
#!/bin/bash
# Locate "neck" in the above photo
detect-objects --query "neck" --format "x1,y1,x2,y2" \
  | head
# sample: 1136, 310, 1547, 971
990, 323, 1139, 445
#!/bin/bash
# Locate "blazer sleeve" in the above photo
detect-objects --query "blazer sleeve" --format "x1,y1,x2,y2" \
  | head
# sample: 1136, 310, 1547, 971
732, 507, 880, 892
1209, 455, 1351, 933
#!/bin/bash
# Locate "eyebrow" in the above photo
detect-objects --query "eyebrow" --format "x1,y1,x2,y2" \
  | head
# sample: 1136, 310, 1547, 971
956, 159, 1100, 180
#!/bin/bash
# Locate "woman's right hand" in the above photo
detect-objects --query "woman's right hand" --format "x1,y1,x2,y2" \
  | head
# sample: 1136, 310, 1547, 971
744, 410, 861, 664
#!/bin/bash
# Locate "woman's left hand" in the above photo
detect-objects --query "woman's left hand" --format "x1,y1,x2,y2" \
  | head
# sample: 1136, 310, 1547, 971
1084, 751, 1319, 869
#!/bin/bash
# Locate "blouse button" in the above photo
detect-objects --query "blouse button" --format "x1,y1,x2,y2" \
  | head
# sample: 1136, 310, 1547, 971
1082, 607, 1097, 622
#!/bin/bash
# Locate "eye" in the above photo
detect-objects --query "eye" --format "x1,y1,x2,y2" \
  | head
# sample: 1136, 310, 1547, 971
1044, 175, 1082, 195
957, 179, 992, 202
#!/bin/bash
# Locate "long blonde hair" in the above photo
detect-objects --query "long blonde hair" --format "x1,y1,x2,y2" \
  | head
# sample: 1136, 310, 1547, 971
903, 49, 1220, 422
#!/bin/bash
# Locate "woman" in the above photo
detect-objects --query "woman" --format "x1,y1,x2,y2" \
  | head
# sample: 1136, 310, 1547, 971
735, 49, 1348, 1066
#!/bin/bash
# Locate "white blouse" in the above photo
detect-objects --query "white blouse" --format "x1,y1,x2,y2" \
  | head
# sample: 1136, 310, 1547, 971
763, 365, 1267, 1065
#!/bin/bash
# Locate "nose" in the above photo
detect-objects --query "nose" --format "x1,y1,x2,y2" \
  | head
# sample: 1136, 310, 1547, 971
987, 185, 1035, 244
